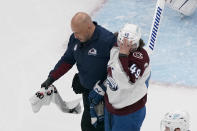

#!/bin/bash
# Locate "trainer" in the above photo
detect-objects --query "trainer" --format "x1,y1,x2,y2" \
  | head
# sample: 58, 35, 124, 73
41, 12, 116, 131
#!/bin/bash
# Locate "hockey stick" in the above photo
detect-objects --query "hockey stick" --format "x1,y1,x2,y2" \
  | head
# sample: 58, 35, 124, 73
144, 0, 166, 56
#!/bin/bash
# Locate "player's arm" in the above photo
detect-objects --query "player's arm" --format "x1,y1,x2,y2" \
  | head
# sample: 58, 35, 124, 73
119, 55, 145, 83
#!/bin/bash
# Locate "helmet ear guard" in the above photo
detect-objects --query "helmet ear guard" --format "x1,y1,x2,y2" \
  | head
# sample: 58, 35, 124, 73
117, 23, 141, 49
160, 110, 190, 131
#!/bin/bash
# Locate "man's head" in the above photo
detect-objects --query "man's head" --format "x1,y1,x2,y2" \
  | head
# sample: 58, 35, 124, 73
160, 110, 190, 131
71, 12, 95, 42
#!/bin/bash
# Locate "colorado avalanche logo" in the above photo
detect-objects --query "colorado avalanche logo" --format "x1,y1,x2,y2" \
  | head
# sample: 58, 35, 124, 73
88, 48, 97, 56
105, 76, 118, 91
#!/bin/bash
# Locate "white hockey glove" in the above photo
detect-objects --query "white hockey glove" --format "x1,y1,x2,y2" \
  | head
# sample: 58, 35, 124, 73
29, 85, 81, 114
29, 86, 54, 113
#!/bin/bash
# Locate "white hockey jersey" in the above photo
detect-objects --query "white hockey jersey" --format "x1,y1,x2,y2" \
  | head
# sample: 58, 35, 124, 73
104, 46, 151, 115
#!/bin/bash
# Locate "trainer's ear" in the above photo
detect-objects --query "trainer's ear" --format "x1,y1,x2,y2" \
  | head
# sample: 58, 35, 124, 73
113, 32, 118, 38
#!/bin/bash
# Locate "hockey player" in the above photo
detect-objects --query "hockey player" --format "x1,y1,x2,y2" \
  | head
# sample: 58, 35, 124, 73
166, 0, 197, 16
89, 24, 151, 131
160, 110, 190, 131
41, 12, 116, 131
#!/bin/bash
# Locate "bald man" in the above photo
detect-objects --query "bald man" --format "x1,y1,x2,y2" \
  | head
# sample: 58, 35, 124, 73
71, 12, 95, 42
41, 12, 116, 131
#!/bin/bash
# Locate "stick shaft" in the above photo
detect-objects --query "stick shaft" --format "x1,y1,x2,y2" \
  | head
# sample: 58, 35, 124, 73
145, 0, 166, 56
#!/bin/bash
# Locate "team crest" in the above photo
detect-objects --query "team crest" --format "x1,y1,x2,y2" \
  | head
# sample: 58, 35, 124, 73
88, 48, 97, 56
133, 52, 143, 59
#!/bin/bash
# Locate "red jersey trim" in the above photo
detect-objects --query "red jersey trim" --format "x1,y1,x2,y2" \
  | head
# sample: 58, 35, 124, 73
104, 94, 147, 116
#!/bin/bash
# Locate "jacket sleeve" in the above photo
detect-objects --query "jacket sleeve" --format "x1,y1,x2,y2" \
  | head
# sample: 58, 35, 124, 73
49, 34, 76, 80
109, 34, 117, 50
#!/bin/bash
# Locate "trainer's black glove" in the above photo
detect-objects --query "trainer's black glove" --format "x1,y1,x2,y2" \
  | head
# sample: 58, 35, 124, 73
41, 77, 55, 89
72, 73, 89, 94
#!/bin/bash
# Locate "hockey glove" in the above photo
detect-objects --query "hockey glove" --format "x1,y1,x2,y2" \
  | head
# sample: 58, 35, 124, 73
89, 82, 106, 105
90, 102, 104, 128
41, 77, 55, 90
72, 73, 89, 94
89, 82, 105, 128
30, 85, 82, 114
30, 85, 55, 113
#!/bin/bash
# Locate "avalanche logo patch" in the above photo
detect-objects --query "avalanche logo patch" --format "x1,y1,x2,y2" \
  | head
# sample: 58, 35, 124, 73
88, 48, 97, 56
133, 52, 143, 59
104, 76, 118, 91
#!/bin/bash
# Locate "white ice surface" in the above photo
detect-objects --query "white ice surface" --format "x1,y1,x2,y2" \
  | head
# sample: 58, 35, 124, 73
0, 0, 196, 131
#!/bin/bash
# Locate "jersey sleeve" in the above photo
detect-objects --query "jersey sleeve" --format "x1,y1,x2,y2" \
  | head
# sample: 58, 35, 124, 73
49, 34, 76, 80
119, 49, 149, 83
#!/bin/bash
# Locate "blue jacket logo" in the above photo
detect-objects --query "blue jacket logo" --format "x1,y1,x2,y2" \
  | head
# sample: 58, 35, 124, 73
88, 48, 97, 56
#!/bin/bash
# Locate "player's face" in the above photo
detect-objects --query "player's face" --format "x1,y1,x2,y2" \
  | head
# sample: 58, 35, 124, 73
118, 38, 136, 48
130, 43, 137, 52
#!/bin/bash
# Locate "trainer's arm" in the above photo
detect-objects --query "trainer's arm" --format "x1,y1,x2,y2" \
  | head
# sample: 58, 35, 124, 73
49, 35, 76, 81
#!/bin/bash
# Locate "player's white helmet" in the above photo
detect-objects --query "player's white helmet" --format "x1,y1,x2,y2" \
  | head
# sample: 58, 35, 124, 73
117, 23, 141, 49
160, 110, 190, 131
